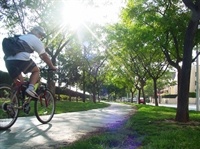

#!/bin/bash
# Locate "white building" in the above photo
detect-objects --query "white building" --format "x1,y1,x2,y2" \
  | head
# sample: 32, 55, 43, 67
160, 63, 198, 104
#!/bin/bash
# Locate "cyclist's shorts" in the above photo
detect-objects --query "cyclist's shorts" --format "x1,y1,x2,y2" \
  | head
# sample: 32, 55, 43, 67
5, 59, 36, 79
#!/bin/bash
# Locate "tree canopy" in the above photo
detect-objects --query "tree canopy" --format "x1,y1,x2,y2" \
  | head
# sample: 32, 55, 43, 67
1, 0, 200, 122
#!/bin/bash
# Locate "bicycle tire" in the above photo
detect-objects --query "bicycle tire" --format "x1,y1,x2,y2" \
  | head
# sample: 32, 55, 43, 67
0, 84, 19, 130
35, 89, 55, 124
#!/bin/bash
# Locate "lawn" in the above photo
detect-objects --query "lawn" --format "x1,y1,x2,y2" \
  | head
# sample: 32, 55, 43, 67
130, 104, 200, 149
19, 100, 110, 117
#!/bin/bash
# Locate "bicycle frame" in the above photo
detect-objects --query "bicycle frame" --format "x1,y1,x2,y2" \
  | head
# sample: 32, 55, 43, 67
0, 69, 55, 130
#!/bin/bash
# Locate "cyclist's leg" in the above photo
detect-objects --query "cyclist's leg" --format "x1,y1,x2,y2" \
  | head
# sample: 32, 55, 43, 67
22, 59, 40, 98
5, 60, 23, 82
13, 74, 24, 84
29, 66, 40, 85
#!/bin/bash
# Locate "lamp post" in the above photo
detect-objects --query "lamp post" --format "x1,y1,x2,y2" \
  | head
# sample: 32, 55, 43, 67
83, 41, 89, 102
196, 44, 199, 111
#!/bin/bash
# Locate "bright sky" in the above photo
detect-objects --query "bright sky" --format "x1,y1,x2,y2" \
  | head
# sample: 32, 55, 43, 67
60, 0, 124, 27
0, 0, 125, 72
0, 25, 8, 72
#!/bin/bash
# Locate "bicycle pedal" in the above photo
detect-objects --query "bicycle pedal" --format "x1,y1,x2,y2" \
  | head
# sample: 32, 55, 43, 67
7, 109, 15, 118
23, 103, 31, 114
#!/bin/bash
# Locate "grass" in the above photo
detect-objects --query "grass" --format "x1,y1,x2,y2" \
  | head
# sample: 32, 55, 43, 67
62, 103, 200, 149
131, 104, 200, 149
18, 100, 110, 117
55, 100, 110, 113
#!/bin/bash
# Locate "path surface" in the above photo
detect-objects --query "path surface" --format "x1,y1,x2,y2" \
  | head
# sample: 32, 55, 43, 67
0, 102, 134, 149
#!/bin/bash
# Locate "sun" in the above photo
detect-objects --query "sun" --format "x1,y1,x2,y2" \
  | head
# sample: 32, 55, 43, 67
60, 0, 123, 30
61, 1, 86, 29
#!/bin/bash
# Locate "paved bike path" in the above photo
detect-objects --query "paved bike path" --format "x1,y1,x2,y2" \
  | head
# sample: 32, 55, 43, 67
0, 102, 134, 149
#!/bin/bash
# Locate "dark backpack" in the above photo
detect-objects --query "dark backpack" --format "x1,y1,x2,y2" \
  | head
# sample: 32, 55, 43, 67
2, 35, 33, 57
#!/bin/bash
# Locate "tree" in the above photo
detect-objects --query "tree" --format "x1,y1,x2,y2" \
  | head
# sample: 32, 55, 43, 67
139, 46, 168, 106
176, 0, 200, 122
120, 0, 199, 122
57, 41, 82, 101
82, 47, 107, 103
0, 0, 74, 94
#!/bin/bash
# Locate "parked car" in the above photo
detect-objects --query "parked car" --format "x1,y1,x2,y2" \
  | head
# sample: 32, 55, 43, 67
139, 98, 145, 104
133, 97, 137, 102
129, 98, 137, 102
122, 97, 129, 102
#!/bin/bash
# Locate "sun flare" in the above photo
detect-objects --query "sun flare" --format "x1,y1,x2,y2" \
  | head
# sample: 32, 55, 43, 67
61, 1, 86, 29
60, 0, 122, 29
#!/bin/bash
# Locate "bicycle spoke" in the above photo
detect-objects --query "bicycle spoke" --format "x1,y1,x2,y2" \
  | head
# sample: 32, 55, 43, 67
35, 89, 55, 124
0, 85, 19, 130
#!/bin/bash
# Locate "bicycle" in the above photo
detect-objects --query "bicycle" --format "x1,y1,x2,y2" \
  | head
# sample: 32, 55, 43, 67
0, 69, 56, 130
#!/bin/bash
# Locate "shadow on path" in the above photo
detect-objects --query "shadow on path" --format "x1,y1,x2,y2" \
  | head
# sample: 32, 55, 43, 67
0, 102, 134, 149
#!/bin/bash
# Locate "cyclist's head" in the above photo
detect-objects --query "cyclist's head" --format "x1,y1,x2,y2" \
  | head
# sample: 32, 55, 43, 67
30, 26, 46, 39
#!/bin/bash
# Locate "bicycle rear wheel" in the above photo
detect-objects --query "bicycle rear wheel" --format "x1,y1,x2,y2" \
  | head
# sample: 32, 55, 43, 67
35, 89, 55, 124
0, 84, 19, 130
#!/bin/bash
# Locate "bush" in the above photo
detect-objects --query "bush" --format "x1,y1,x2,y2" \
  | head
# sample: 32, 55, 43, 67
59, 94, 69, 100
189, 92, 196, 98
161, 94, 177, 98
162, 92, 196, 98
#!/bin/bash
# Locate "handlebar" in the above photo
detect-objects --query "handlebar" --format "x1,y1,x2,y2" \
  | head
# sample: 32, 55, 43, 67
40, 68, 58, 72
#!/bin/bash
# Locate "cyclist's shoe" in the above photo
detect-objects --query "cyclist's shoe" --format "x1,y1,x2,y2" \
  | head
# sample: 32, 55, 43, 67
26, 88, 39, 99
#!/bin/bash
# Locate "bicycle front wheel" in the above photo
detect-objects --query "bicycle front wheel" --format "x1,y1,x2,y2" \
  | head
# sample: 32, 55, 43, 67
35, 89, 55, 124
0, 84, 19, 130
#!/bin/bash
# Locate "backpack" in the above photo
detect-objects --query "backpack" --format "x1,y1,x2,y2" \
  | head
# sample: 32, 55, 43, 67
2, 35, 33, 57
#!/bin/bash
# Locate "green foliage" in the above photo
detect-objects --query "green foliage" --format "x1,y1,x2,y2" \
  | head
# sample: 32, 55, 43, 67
55, 101, 110, 114
66, 132, 132, 149
104, 0, 188, 103
57, 45, 82, 86
189, 92, 196, 98
59, 94, 69, 100
126, 104, 200, 149
18, 100, 109, 117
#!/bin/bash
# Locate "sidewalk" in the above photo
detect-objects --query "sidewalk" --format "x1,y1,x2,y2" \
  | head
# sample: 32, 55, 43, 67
147, 103, 197, 111
0, 102, 134, 149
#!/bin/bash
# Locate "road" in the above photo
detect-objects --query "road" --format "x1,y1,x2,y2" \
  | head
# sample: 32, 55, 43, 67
0, 102, 134, 149
147, 103, 197, 111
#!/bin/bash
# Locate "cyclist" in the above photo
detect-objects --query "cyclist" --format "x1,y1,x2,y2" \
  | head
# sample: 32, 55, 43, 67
4, 26, 57, 98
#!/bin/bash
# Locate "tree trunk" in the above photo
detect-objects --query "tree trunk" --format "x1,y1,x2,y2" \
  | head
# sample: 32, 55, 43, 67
176, 20, 198, 122
138, 89, 141, 104
92, 92, 96, 103
82, 68, 86, 102
141, 87, 146, 104
153, 78, 158, 106
92, 84, 96, 103
130, 89, 134, 103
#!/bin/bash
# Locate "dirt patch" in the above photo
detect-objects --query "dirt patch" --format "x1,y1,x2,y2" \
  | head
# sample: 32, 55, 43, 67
164, 119, 200, 126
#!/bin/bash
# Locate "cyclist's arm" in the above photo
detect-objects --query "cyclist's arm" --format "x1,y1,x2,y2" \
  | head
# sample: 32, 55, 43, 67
39, 53, 57, 70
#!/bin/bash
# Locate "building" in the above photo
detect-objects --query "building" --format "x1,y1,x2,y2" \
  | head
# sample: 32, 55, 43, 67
160, 63, 198, 104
